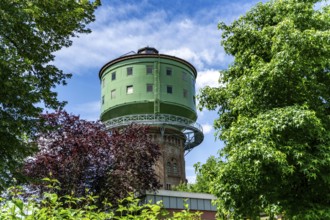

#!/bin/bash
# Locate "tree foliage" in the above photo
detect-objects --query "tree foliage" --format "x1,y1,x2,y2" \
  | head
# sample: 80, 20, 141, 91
0, 179, 202, 220
0, 0, 100, 190
97, 123, 162, 205
23, 111, 161, 207
199, 0, 330, 218
192, 156, 219, 194
173, 156, 218, 194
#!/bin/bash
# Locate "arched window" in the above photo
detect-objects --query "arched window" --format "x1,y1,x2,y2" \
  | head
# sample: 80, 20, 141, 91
166, 162, 171, 175
166, 158, 180, 176
172, 158, 179, 176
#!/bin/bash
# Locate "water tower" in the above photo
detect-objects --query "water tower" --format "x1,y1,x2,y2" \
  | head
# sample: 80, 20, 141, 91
99, 47, 203, 189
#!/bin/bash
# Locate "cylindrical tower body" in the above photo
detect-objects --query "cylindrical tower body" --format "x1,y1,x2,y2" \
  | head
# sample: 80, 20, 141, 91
99, 47, 203, 189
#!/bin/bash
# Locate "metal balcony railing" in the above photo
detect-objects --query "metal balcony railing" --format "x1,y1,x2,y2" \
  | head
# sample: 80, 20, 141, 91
104, 114, 204, 151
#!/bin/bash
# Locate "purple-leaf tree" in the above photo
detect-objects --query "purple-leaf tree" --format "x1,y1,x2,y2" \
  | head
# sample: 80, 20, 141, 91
97, 125, 162, 204
23, 111, 160, 206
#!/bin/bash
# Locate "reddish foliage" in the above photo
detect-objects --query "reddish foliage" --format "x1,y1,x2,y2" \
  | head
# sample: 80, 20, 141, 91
97, 126, 161, 203
23, 111, 160, 205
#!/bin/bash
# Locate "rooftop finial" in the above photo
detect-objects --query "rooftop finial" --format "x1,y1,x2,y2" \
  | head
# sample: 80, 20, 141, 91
137, 47, 159, 54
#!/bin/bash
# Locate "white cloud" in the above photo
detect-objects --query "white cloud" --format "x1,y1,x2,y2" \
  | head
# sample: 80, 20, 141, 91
95, 4, 141, 24
178, 18, 194, 29
53, 2, 230, 75
165, 47, 203, 68
315, 0, 330, 9
196, 69, 221, 90
186, 175, 196, 184
202, 124, 213, 134
52, 0, 265, 76
72, 101, 100, 121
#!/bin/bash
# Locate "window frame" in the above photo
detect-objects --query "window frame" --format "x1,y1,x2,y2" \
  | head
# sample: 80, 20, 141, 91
127, 67, 133, 76
146, 83, 153, 92
111, 89, 116, 99
126, 85, 133, 94
166, 162, 171, 175
173, 161, 178, 175
146, 65, 153, 75
167, 85, 173, 94
183, 89, 188, 98
166, 67, 172, 76
111, 72, 116, 81
182, 71, 187, 81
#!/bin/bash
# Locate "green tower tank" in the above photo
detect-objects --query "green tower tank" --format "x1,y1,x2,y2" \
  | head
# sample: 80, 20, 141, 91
99, 47, 203, 188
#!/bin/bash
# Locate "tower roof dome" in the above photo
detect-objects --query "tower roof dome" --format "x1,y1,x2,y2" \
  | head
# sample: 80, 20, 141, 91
137, 47, 159, 54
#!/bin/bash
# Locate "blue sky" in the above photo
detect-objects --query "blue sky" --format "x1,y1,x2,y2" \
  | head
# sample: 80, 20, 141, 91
52, 0, 267, 183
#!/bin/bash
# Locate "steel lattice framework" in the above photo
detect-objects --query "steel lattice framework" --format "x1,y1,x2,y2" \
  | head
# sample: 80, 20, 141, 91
104, 114, 204, 151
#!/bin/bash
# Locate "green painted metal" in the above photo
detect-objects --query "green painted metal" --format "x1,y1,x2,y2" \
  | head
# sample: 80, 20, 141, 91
101, 102, 196, 121
99, 49, 203, 150
100, 55, 197, 122
154, 56, 160, 114
103, 113, 204, 151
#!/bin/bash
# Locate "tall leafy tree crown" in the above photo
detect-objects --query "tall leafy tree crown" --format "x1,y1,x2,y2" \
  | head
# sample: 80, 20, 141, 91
0, 0, 100, 190
199, 0, 330, 218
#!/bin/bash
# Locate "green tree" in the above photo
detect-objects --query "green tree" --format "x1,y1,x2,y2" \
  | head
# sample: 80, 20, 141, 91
0, 0, 100, 191
0, 179, 202, 219
173, 156, 219, 194
192, 156, 219, 194
199, 0, 330, 218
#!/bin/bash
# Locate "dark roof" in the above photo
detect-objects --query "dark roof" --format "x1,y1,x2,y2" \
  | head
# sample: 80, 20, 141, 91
137, 47, 159, 54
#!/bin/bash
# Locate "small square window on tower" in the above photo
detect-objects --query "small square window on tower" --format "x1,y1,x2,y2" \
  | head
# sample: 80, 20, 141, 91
146, 84, 153, 92
126, 85, 133, 94
166, 67, 172, 76
127, 67, 133, 76
183, 89, 188, 98
111, 72, 116, 80
111, 89, 116, 99
146, 65, 153, 75
182, 72, 187, 81
167, 85, 173, 94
